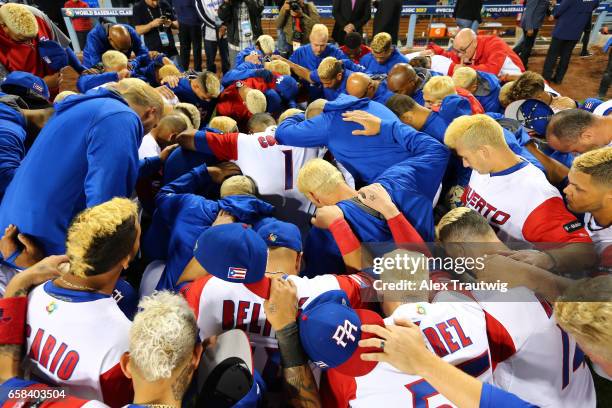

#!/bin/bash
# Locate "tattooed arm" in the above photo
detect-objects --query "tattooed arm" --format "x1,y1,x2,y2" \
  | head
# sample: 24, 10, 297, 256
0, 256, 66, 383
264, 278, 322, 408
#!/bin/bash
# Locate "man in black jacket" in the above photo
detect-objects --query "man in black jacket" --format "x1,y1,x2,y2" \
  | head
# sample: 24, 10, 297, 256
331, 0, 371, 45
373, 0, 402, 45
218, 0, 264, 67
453, 0, 483, 32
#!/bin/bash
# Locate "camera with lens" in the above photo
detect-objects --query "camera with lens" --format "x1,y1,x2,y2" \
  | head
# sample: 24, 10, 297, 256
289, 0, 301, 12
292, 30, 303, 42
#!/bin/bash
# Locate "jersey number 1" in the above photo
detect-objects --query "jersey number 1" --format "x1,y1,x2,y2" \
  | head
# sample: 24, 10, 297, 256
281, 149, 293, 190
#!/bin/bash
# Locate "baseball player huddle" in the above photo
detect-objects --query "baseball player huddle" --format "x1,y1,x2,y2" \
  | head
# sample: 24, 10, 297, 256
0, 2, 610, 407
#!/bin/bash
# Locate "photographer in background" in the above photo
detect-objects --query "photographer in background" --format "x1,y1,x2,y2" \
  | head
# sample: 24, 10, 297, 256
276, 0, 320, 57
132, 0, 179, 60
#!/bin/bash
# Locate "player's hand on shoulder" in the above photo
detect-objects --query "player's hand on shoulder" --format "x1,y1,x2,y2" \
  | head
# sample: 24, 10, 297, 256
160, 75, 180, 88
175, 129, 198, 151
358, 183, 400, 219
264, 277, 298, 331
359, 319, 432, 375
159, 143, 179, 162
208, 161, 242, 184
342, 110, 382, 136
4, 255, 68, 298
311, 205, 344, 229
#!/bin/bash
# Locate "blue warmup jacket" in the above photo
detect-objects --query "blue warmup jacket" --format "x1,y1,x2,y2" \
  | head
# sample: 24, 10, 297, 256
289, 43, 348, 70
0, 98, 26, 203
359, 48, 407, 75
82, 23, 149, 68
474, 71, 502, 113
552, 0, 599, 41
76, 72, 119, 93
150, 164, 275, 290
0, 88, 143, 255
277, 94, 436, 187
302, 121, 443, 276
168, 78, 217, 128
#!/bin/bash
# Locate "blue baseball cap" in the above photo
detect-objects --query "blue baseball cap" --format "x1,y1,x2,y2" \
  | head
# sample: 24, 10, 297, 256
299, 290, 384, 377
274, 75, 298, 103
257, 220, 302, 252
580, 98, 603, 113
504, 99, 554, 136
0, 71, 50, 102
38, 40, 68, 72
193, 223, 271, 297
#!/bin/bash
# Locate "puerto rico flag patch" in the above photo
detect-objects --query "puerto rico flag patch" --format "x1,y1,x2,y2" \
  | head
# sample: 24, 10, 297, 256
228, 267, 247, 280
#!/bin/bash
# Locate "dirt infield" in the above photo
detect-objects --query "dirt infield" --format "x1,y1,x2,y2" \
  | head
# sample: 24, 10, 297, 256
527, 51, 610, 101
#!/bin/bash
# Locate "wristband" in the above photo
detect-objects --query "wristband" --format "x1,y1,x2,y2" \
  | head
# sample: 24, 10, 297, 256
0, 297, 27, 345
329, 218, 361, 255
276, 322, 308, 368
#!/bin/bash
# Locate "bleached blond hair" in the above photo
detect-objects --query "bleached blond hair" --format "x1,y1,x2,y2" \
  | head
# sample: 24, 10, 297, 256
220, 175, 256, 197
174, 102, 201, 129
209, 115, 238, 133
245, 89, 267, 114
278, 108, 303, 123
264, 60, 291, 76
102, 50, 128, 71
117, 78, 164, 115
305, 99, 326, 119
197, 71, 221, 98
499, 81, 515, 107
370, 32, 392, 54
310, 24, 329, 39
129, 291, 198, 382
554, 275, 612, 361
572, 147, 612, 188
423, 76, 457, 102
444, 114, 506, 150
317, 57, 343, 81
158, 64, 181, 81
54, 90, 77, 103
66, 198, 138, 277
436, 207, 495, 242
0, 3, 38, 39
297, 158, 345, 195
257, 34, 275, 55
452, 66, 478, 90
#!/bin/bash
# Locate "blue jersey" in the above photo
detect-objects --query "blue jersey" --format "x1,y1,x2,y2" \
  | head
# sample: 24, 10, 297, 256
76, 72, 119, 93
0, 88, 143, 255
0, 98, 26, 203
277, 94, 438, 188
82, 23, 148, 68
359, 48, 407, 75
150, 164, 275, 290
372, 80, 394, 104
289, 43, 347, 70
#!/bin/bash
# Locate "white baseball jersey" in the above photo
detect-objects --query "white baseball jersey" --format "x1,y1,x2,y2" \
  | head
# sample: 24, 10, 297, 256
472, 287, 596, 408
183, 273, 371, 378
462, 160, 591, 243
200, 127, 322, 231
323, 293, 493, 407
25, 281, 133, 407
